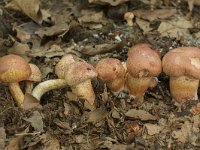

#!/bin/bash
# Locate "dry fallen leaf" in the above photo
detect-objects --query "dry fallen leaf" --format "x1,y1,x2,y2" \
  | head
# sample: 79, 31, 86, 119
125, 109, 157, 121
40, 133, 60, 150
0, 127, 6, 150
133, 8, 176, 22
4, 136, 24, 150
144, 123, 162, 136
157, 15, 193, 39
135, 18, 152, 34
24, 111, 44, 132
87, 107, 108, 123
23, 93, 42, 110
88, 0, 128, 6
5, 0, 51, 24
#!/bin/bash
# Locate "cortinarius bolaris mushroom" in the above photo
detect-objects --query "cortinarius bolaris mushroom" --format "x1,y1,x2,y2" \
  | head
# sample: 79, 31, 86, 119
126, 43, 161, 102
65, 61, 98, 110
96, 58, 125, 95
162, 47, 200, 104
25, 63, 42, 94
0, 54, 31, 106
32, 54, 84, 101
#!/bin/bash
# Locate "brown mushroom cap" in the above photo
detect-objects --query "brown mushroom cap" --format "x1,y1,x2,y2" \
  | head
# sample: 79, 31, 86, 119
55, 54, 84, 79
64, 61, 97, 86
162, 47, 200, 79
127, 43, 161, 77
28, 64, 42, 82
0, 54, 31, 82
96, 58, 125, 81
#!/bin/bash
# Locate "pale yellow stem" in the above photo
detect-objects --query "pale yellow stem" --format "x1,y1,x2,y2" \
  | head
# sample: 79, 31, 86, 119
170, 76, 199, 104
32, 79, 68, 100
9, 82, 24, 107
71, 80, 96, 110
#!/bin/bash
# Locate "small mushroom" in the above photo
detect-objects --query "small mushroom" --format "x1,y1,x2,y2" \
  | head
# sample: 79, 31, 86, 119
65, 61, 98, 110
162, 47, 200, 104
25, 63, 42, 94
31, 54, 81, 101
124, 12, 134, 27
126, 43, 161, 103
96, 58, 125, 95
0, 54, 31, 106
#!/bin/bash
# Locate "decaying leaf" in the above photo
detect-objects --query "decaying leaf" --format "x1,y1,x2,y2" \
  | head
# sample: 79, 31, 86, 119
40, 133, 60, 150
133, 8, 176, 22
157, 15, 193, 39
24, 111, 44, 132
80, 43, 119, 55
13, 22, 40, 42
5, 0, 51, 24
4, 136, 24, 150
125, 109, 157, 121
0, 127, 6, 150
172, 120, 193, 143
35, 23, 69, 38
135, 18, 152, 34
88, 0, 128, 6
144, 123, 162, 136
23, 93, 42, 110
87, 107, 108, 123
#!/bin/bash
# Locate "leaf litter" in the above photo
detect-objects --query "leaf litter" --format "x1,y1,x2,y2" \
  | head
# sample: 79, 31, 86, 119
1, 0, 200, 149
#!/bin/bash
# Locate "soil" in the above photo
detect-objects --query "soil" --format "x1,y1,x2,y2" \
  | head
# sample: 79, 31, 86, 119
1, 0, 200, 149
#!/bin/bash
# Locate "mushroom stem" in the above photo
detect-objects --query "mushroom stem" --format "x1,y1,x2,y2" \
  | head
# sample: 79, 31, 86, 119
25, 81, 33, 94
170, 75, 199, 104
32, 79, 68, 100
8, 82, 24, 107
126, 73, 155, 97
106, 77, 125, 93
71, 80, 96, 110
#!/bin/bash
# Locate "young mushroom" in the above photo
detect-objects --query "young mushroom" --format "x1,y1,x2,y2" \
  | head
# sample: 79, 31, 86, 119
32, 54, 84, 101
162, 47, 200, 105
96, 58, 126, 95
25, 63, 42, 94
0, 54, 31, 106
126, 43, 162, 103
64, 61, 98, 110
124, 12, 134, 27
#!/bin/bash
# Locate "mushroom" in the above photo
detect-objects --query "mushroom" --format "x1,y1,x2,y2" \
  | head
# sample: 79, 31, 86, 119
31, 54, 84, 101
0, 54, 31, 106
124, 12, 134, 27
55, 54, 84, 79
25, 63, 42, 94
126, 43, 161, 103
65, 61, 98, 110
96, 58, 126, 95
162, 47, 200, 104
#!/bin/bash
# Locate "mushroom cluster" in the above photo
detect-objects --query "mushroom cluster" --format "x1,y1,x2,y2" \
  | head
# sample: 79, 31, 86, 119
1, 44, 200, 112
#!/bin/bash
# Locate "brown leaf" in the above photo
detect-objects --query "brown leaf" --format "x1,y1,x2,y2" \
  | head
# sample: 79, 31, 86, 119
88, 0, 128, 6
0, 127, 6, 150
133, 8, 176, 22
24, 111, 44, 132
144, 123, 162, 135
5, 0, 51, 24
23, 93, 42, 110
4, 136, 24, 150
80, 43, 119, 56
40, 133, 60, 150
87, 107, 108, 123
125, 109, 157, 121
